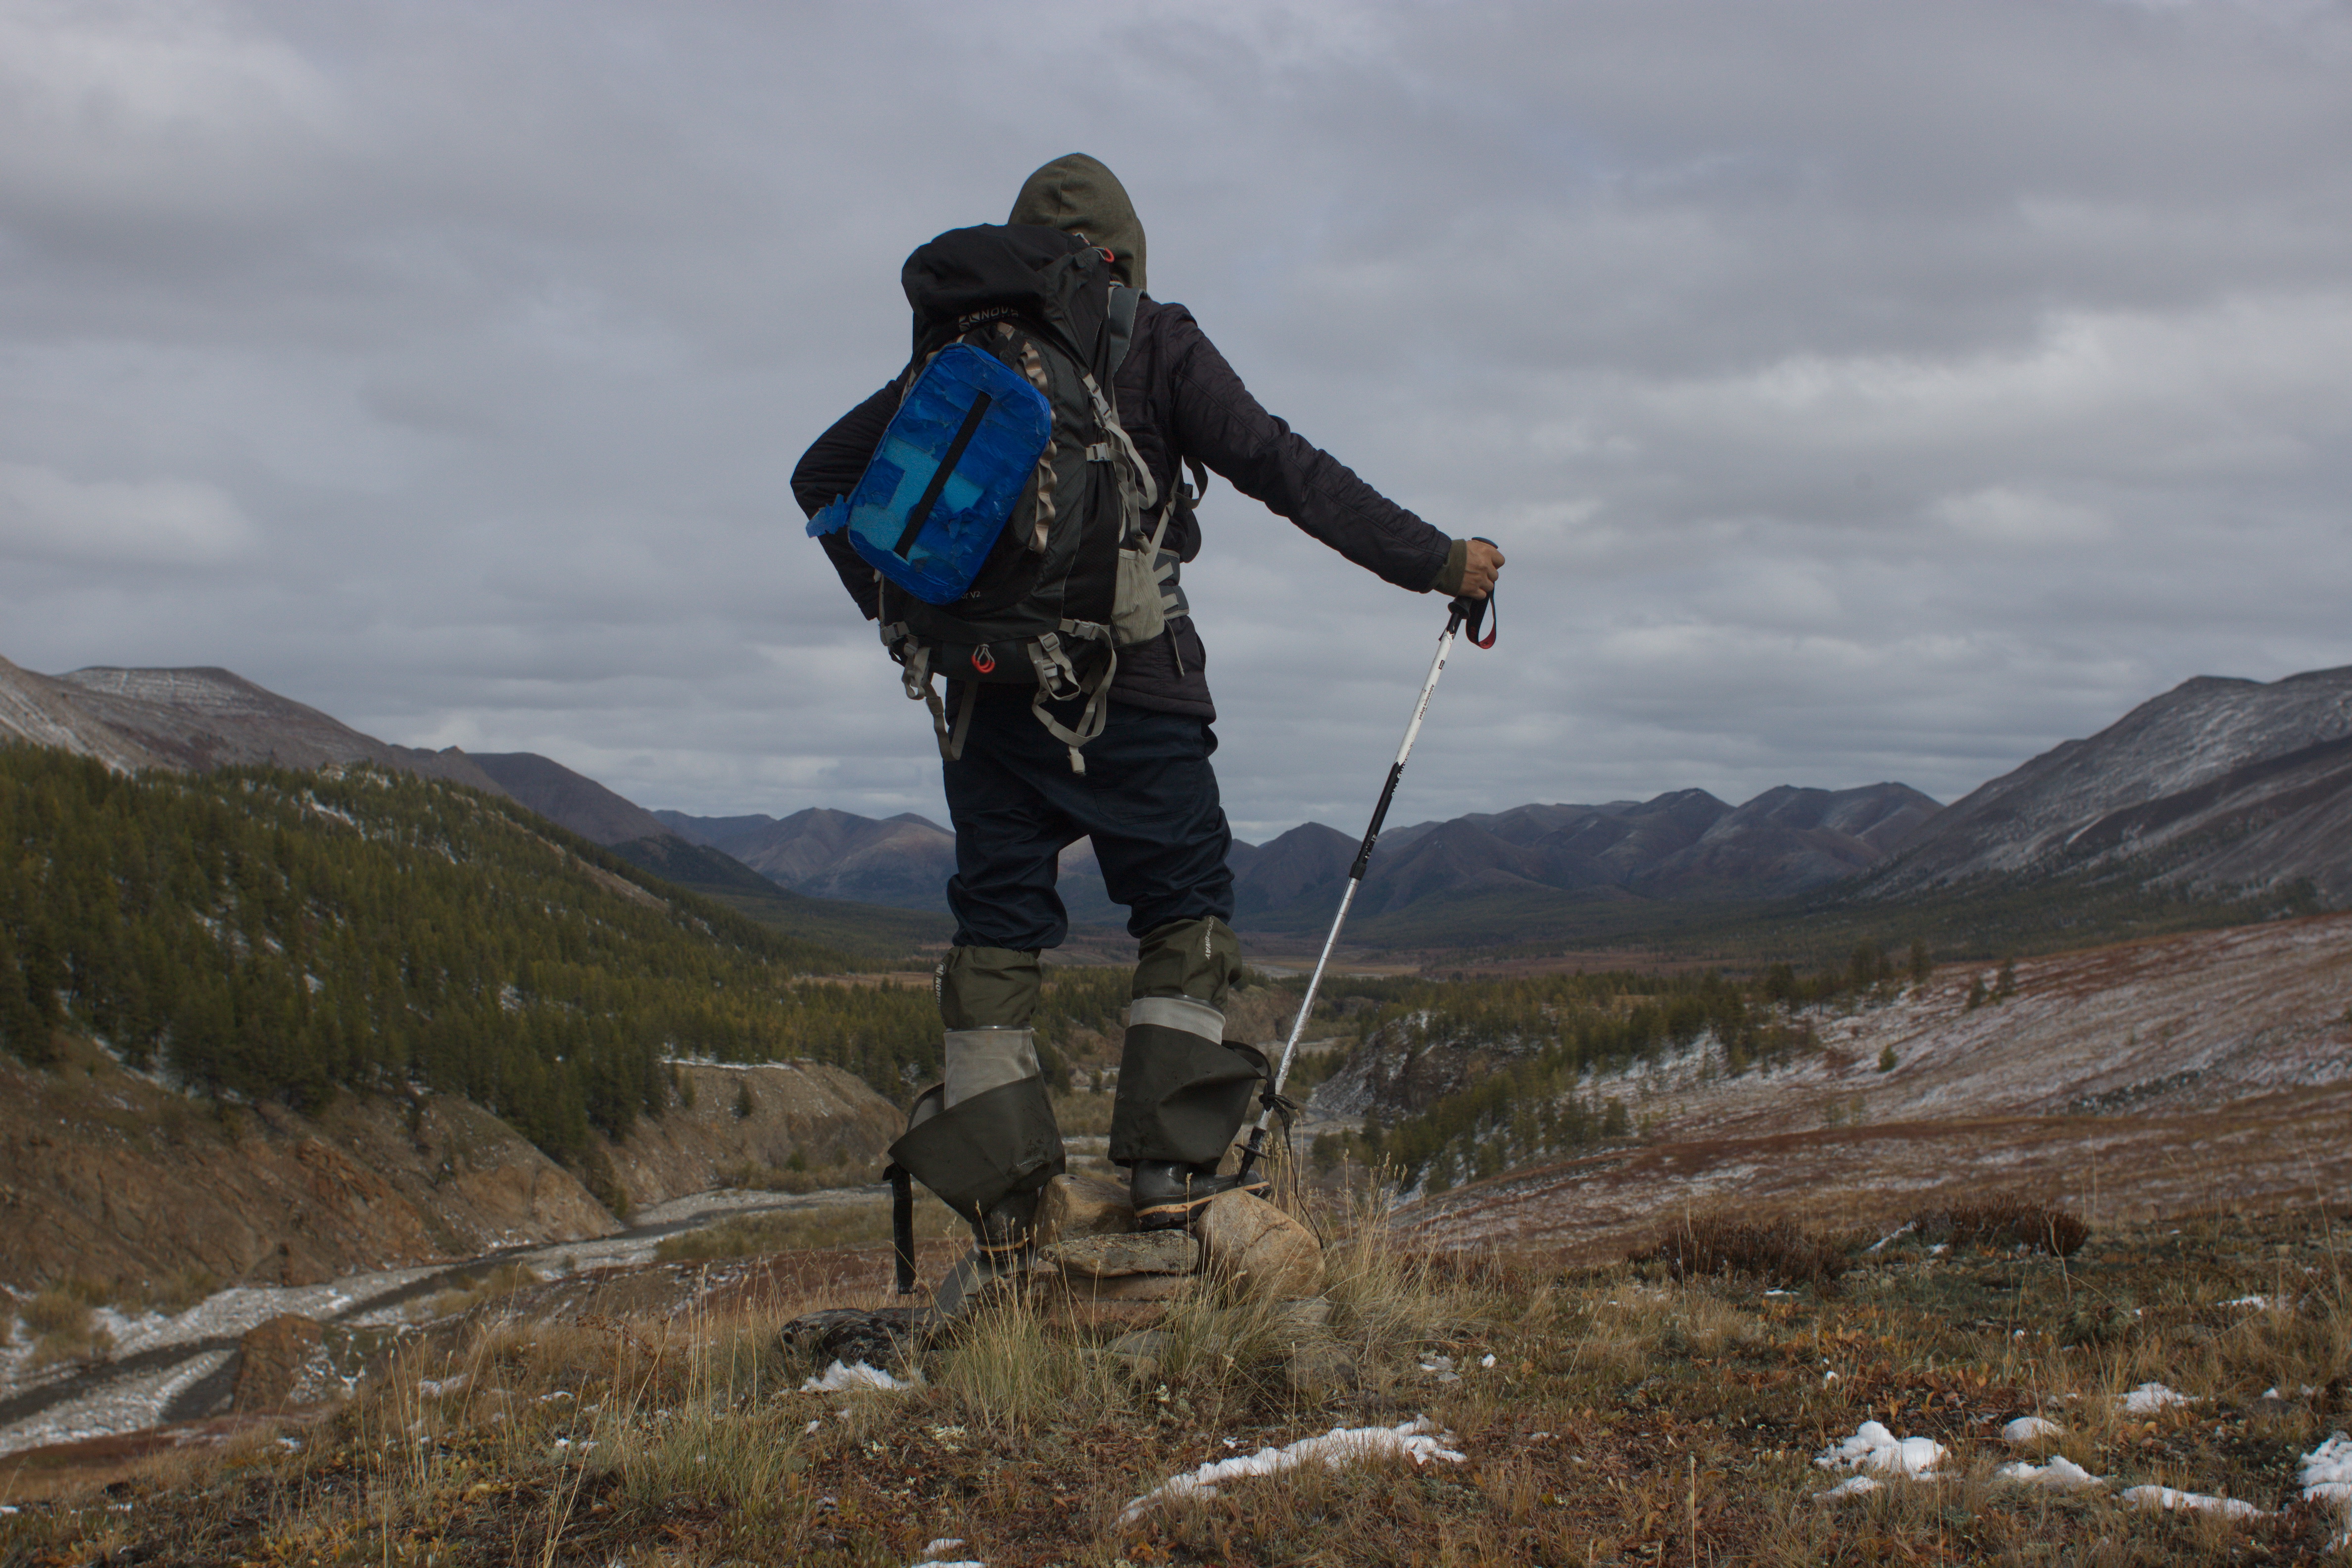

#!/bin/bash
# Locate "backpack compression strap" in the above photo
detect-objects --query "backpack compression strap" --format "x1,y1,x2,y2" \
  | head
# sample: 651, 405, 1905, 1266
893, 636, 981, 762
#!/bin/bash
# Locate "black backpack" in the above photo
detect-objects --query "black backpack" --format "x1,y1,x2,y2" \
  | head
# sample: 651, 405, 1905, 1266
833, 224, 1181, 773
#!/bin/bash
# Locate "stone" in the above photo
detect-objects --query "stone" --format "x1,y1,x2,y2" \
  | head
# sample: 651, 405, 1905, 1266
1267, 1295, 1333, 1334
1032, 1170, 1134, 1250
1067, 1271, 1192, 1303
1195, 1190, 1323, 1300
1040, 1298, 1169, 1333
777, 1308, 923, 1373
1039, 1230, 1196, 1280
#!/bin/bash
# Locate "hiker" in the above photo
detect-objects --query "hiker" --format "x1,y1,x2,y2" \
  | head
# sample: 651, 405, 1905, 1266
791, 154, 1503, 1284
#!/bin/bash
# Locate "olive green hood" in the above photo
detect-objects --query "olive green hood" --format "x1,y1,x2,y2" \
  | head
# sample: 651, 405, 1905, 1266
1009, 153, 1145, 295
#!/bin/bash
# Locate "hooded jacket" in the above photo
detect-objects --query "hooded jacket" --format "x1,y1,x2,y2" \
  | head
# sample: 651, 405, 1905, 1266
792, 156, 1459, 720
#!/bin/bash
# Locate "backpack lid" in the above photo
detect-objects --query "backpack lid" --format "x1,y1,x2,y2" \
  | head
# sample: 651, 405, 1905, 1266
901, 224, 1111, 370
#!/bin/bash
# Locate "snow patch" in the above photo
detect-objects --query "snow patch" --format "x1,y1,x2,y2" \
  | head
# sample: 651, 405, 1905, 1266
1814, 1421, 1946, 1479
1813, 1475, 1882, 1501
2120, 1382, 2198, 1414
2120, 1485, 2265, 1520
800, 1360, 914, 1393
2303, 1432, 2352, 1508
1996, 1456, 2104, 1490
1117, 1418, 1465, 1524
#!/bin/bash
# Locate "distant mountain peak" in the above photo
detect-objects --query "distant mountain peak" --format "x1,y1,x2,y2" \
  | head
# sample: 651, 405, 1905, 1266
1868, 664, 2352, 902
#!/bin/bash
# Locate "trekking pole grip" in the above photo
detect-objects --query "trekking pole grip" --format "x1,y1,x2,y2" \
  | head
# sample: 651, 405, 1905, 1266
1448, 536, 1498, 648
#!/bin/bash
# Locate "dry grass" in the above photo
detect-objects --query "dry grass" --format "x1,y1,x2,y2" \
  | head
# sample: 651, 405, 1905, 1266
19, 1281, 117, 1368
5, 1195, 2351, 1564
652, 1192, 965, 1264
714, 1155, 883, 1194
406, 1262, 544, 1323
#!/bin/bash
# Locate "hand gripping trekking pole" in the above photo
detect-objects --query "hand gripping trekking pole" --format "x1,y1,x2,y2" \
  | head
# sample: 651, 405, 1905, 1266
1234, 572, 1498, 1181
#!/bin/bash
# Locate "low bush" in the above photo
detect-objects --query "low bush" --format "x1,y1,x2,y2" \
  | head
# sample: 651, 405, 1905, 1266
1628, 1216, 1850, 1289
1912, 1192, 2089, 1256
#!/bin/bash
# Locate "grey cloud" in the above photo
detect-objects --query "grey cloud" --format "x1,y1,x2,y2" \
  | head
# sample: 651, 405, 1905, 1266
3, 0, 2348, 846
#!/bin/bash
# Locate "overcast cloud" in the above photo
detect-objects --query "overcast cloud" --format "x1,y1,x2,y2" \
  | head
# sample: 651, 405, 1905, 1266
3, 0, 2347, 841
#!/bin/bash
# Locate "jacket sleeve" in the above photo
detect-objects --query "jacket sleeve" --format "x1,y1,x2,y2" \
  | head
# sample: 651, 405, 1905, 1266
791, 383, 899, 620
1160, 306, 1453, 593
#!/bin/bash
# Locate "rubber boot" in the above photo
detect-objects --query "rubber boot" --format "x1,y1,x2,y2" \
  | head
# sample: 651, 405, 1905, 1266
884, 946, 1065, 1312
1110, 917, 1270, 1231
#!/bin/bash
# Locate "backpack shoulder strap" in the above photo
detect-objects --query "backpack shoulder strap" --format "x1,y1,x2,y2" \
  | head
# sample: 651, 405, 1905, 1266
1105, 286, 1139, 380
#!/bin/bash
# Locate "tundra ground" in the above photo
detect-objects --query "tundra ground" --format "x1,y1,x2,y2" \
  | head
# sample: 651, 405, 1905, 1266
3, 1191, 2348, 1567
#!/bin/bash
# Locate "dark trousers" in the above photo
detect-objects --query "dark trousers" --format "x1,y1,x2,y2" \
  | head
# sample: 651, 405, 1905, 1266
943, 690, 1234, 948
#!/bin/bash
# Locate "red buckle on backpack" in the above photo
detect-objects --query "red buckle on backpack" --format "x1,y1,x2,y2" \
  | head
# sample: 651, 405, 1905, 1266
971, 645, 996, 675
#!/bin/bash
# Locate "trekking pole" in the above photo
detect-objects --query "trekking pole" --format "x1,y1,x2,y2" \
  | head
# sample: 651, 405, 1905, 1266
1234, 569, 1498, 1181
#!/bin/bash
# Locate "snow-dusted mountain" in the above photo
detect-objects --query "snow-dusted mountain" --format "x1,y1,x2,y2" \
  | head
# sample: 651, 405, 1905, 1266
0, 654, 504, 791
1865, 666, 2352, 904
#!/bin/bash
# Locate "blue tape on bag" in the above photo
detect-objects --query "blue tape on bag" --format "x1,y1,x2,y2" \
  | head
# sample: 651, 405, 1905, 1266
807, 343, 1054, 606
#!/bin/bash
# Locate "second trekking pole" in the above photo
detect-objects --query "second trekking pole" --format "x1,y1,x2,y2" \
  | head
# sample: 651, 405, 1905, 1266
1233, 577, 1499, 1181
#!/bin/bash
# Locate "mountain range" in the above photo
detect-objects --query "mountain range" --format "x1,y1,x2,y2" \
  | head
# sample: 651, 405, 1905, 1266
8, 648, 2351, 947
1860, 666, 2352, 907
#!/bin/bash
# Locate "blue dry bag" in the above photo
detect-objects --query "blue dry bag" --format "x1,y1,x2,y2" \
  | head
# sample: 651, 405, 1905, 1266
808, 344, 1053, 605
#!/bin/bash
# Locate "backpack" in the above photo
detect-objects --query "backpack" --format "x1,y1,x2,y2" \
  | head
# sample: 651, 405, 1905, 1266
810, 223, 1187, 774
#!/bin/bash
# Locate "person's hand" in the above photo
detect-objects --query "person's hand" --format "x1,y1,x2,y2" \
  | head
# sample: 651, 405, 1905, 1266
1459, 538, 1505, 599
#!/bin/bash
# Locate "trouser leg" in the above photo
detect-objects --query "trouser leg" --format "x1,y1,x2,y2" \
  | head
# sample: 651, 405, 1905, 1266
885, 945, 1064, 1240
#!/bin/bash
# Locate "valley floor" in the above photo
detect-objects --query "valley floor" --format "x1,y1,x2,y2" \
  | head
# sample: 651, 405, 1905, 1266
0, 1198, 2347, 1565
0, 1184, 894, 1461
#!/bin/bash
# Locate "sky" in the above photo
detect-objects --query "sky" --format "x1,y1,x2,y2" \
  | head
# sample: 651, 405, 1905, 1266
3, 0, 2348, 844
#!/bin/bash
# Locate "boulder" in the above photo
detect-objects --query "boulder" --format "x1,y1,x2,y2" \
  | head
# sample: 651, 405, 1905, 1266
1196, 1190, 1323, 1299
1032, 1170, 1134, 1250
1057, 1271, 1191, 1304
1039, 1230, 1195, 1280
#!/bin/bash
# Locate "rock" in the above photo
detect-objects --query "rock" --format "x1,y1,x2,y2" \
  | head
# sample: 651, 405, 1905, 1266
1196, 1190, 1323, 1299
1039, 1230, 1196, 1279
1041, 1298, 1169, 1333
1267, 1295, 1333, 1334
777, 1307, 924, 1372
1060, 1271, 1192, 1303
1032, 1170, 1134, 1250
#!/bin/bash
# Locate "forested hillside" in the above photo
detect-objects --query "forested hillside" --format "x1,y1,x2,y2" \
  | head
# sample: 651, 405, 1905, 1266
1304, 961, 1900, 1193
0, 748, 950, 1166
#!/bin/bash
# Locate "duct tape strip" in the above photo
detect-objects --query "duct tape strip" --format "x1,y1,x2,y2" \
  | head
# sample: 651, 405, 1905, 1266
943, 1027, 1039, 1109
1127, 994, 1225, 1045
